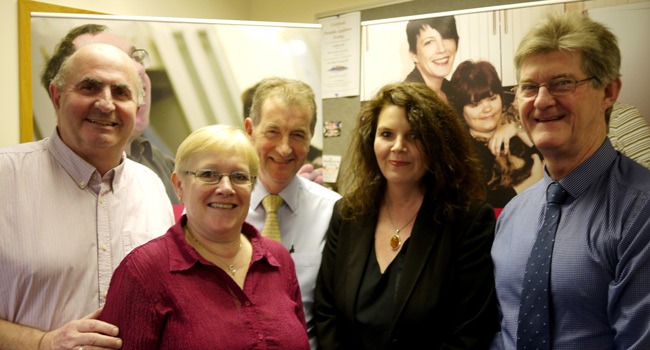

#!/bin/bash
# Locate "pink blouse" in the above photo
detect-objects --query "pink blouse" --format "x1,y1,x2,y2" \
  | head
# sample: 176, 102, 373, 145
100, 216, 309, 350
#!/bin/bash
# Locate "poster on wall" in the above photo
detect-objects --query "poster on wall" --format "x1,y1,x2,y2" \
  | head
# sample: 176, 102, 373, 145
360, 0, 650, 209
319, 12, 361, 99
30, 14, 322, 158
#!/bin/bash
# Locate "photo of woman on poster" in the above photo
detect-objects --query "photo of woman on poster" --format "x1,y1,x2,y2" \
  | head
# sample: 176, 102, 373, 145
449, 60, 543, 208
403, 16, 458, 103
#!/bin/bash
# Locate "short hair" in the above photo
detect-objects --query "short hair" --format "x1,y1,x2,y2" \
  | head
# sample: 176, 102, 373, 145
514, 13, 620, 88
174, 124, 259, 180
51, 44, 144, 106
241, 82, 261, 120
450, 60, 504, 117
249, 77, 317, 135
340, 82, 484, 222
41, 24, 108, 94
406, 16, 459, 54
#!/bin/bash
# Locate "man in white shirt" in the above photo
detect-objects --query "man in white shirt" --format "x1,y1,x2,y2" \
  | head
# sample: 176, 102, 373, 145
245, 77, 341, 349
0, 43, 174, 349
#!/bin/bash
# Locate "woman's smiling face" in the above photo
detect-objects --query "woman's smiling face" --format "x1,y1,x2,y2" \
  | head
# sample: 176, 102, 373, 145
410, 25, 458, 81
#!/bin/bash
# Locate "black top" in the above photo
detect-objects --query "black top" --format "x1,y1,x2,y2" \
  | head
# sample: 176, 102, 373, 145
355, 240, 409, 349
403, 67, 454, 98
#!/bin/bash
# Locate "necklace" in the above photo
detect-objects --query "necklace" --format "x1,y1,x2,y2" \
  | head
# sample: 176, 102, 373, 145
385, 204, 418, 251
185, 227, 241, 276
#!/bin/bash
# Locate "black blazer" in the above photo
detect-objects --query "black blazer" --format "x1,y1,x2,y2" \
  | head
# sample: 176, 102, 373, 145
314, 194, 498, 349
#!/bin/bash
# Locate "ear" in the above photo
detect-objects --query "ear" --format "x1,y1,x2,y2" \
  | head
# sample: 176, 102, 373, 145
409, 50, 419, 64
49, 83, 62, 112
171, 172, 183, 203
244, 117, 254, 136
602, 77, 622, 111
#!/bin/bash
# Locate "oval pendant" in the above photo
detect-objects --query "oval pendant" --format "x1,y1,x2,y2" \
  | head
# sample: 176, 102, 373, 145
390, 234, 401, 250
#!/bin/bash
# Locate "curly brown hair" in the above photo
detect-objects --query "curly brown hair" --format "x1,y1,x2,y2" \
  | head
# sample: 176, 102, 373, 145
340, 82, 485, 222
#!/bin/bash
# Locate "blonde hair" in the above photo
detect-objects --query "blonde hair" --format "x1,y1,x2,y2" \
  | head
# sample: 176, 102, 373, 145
174, 124, 259, 178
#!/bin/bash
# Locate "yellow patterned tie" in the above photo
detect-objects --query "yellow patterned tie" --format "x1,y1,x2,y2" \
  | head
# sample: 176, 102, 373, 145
262, 194, 283, 242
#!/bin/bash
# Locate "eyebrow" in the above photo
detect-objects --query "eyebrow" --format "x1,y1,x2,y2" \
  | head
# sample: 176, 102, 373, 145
77, 77, 102, 86
75, 77, 133, 94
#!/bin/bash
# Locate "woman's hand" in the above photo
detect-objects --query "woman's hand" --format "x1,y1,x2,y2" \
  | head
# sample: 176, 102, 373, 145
489, 122, 518, 156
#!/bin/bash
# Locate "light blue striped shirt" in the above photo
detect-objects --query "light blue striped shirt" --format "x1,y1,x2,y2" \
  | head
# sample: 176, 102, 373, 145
492, 138, 650, 350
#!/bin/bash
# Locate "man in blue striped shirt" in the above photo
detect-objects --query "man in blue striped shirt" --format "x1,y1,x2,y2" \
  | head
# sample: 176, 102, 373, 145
491, 13, 650, 350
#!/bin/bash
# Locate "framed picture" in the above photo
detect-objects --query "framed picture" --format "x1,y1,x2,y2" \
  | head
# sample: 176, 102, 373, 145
360, 0, 650, 209
23, 3, 322, 157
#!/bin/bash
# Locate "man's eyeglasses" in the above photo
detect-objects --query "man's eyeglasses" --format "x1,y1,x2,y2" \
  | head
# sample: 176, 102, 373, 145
184, 169, 255, 186
130, 49, 150, 69
512, 76, 596, 99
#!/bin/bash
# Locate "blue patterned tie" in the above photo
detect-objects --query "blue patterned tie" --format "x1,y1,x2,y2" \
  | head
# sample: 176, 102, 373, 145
517, 182, 569, 350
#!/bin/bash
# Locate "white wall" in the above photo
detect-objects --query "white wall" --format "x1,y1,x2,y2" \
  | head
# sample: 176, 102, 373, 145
0, 0, 430, 147
1, 0, 251, 147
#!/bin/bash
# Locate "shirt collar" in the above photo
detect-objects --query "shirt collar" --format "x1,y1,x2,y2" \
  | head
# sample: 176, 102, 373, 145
47, 129, 126, 192
544, 138, 617, 200
168, 215, 281, 273
251, 175, 302, 213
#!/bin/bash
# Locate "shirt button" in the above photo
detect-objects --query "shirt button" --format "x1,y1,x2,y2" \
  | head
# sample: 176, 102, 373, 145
99, 197, 104, 204
101, 291, 108, 299
101, 244, 107, 251
245, 301, 251, 307
258, 334, 263, 340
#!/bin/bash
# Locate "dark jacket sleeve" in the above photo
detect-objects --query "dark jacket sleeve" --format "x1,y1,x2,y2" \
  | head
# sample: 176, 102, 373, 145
439, 202, 499, 349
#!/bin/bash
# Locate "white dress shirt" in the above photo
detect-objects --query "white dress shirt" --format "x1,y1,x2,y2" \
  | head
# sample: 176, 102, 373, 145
247, 175, 340, 349
0, 131, 174, 331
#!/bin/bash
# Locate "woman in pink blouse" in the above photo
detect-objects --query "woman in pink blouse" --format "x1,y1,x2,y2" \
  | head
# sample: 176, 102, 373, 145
100, 125, 309, 349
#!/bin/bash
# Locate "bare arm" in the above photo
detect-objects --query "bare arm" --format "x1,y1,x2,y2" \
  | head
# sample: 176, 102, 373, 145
489, 121, 534, 156
0, 318, 43, 350
0, 308, 122, 350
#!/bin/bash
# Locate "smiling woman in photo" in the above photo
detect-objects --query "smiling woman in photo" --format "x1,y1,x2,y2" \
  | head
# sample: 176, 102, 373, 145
403, 16, 458, 103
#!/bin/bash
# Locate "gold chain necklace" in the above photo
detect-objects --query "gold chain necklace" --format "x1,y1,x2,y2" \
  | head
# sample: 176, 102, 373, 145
185, 227, 241, 276
385, 205, 418, 251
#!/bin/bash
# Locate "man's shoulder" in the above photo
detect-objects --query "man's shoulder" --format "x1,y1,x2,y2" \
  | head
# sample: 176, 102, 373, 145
124, 157, 164, 176
0, 139, 47, 156
297, 176, 341, 201
0, 140, 50, 173
122, 158, 169, 191
614, 154, 650, 191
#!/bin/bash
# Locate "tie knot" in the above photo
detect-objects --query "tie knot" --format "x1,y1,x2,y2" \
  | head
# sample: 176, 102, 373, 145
262, 194, 283, 213
546, 182, 569, 205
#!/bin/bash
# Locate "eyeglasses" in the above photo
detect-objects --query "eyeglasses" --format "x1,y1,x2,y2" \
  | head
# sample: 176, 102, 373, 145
130, 49, 150, 69
184, 169, 255, 186
512, 76, 596, 99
